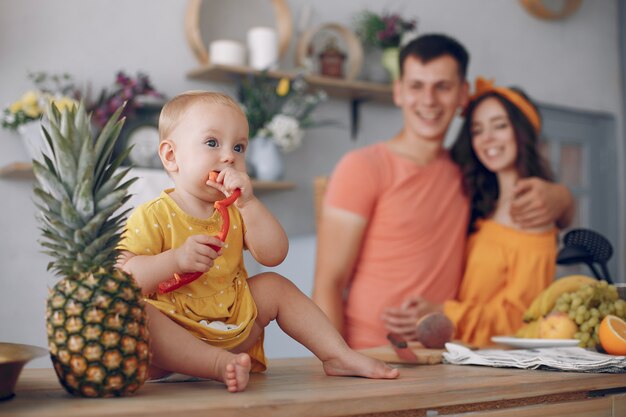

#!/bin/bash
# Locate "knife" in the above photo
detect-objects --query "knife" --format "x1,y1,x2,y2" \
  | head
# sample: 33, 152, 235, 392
387, 332, 420, 363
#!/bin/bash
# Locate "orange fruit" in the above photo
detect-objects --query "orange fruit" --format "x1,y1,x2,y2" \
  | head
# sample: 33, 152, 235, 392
598, 315, 626, 355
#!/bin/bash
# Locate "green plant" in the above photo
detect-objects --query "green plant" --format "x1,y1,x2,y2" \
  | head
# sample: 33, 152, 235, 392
237, 74, 328, 153
354, 10, 418, 49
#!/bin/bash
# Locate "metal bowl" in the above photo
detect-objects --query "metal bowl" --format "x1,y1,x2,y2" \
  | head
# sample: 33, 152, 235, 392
0, 343, 48, 401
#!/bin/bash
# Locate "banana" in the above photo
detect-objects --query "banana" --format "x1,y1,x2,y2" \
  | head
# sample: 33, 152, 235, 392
523, 275, 597, 322
516, 319, 540, 338
524, 296, 544, 323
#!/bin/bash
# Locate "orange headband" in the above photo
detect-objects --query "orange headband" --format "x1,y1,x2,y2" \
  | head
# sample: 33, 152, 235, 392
468, 77, 541, 133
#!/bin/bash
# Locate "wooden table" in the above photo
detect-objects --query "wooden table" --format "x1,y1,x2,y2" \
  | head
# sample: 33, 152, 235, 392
2, 358, 625, 417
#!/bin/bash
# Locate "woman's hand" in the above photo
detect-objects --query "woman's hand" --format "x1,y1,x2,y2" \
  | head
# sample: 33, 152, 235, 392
381, 297, 443, 339
174, 234, 223, 273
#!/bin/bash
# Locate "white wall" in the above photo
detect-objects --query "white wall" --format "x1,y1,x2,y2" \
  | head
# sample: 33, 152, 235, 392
0, 0, 622, 367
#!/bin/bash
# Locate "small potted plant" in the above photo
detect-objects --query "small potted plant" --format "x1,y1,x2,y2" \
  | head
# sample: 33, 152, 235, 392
318, 37, 346, 78
353, 10, 418, 81
237, 73, 328, 180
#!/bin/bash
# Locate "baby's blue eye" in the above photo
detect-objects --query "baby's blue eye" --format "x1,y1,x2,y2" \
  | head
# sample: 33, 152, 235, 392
206, 138, 218, 147
234, 144, 245, 153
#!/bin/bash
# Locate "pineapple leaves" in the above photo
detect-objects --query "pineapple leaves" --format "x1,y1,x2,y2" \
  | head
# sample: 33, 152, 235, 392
41, 153, 58, 177
61, 197, 85, 229
97, 141, 132, 190
48, 112, 78, 193
95, 168, 132, 201
33, 101, 137, 277
74, 104, 91, 154
96, 189, 129, 213
32, 160, 69, 201
94, 103, 126, 186
33, 187, 61, 214
73, 177, 95, 220
75, 133, 95, 190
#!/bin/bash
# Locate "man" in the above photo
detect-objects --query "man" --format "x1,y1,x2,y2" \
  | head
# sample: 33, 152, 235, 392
312, 34, 573, 349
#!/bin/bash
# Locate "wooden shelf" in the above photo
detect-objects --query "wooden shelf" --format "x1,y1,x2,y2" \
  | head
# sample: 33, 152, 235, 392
0, 162, 34, 179
187, 64, 393, 104
0, 162, 296, 191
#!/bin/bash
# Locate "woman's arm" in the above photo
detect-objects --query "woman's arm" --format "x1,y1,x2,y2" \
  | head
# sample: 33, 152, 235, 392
312, 206, 367, 334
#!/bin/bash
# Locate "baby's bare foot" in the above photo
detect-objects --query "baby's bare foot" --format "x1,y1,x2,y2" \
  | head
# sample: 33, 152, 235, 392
322, 350, 399, 379
222, 353, 251, 392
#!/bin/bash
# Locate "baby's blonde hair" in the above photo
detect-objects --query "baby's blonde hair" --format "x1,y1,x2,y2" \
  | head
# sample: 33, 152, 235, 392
158, 91, 246, 142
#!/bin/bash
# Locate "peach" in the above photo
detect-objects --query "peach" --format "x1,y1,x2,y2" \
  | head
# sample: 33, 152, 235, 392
415, 312, 455, 348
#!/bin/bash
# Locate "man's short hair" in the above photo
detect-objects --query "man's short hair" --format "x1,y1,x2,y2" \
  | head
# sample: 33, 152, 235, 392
399, 33, 469, 80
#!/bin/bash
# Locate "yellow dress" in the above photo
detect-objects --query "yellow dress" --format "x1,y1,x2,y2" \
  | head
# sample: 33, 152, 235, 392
119, 189, 266, 371
443, 219, 557, 347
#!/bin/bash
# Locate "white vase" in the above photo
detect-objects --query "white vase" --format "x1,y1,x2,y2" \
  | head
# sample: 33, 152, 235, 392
363, 48, 390, 84
247, 136, 284, 181
18, 120, 50, 161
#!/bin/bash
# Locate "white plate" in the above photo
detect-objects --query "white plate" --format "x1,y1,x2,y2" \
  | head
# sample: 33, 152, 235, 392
491, 336, 580, 349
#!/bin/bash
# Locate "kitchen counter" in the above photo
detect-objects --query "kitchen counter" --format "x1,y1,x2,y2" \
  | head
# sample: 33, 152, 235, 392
3, 357, 625, 417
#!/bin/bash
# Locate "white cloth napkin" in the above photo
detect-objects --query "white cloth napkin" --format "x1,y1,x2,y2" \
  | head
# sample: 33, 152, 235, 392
443, 342, 626, 373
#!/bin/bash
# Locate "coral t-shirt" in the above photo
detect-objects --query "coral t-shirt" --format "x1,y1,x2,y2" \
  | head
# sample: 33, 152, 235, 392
325, 143, 468, 349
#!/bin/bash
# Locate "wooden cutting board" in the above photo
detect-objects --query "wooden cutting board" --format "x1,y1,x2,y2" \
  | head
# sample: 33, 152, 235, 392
358, 341, 444, 364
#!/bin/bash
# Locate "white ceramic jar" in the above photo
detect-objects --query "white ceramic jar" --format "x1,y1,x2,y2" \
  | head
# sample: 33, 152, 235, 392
246, 27, 278, 70
209, 40, 246, 66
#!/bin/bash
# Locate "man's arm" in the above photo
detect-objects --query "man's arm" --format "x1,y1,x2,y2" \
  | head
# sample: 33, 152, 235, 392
312, 206, 367, 335
510, 178, 575, 229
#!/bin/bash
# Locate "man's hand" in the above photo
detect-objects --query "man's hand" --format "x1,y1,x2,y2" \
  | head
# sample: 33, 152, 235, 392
381, 297, 443, 339
511, 177, 574, 229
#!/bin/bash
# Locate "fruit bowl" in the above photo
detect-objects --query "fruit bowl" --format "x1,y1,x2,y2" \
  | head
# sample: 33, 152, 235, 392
0, 343, 48, 401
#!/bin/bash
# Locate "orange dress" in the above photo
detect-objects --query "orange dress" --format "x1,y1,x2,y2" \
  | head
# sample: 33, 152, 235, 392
444, 220, 558, 347
325, 143, 469, 349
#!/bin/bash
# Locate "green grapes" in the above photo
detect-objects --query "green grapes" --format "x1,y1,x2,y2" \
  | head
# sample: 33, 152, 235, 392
553, 281, 626, 349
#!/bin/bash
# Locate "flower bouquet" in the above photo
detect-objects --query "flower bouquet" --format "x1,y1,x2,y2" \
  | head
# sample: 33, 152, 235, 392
353, 10, 417, 50
353, 10, 418, 81
238, 74, 327, 153
1, 72, 81, 132
237, 73, 329, 180
2, 72, 83, 159
90, 71, 164, 130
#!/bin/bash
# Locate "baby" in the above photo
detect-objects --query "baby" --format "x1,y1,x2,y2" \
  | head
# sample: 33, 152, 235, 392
117, 91, 399, 392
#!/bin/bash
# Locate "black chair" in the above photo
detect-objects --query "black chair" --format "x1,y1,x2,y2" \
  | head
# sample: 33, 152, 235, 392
556, 228, 614, 284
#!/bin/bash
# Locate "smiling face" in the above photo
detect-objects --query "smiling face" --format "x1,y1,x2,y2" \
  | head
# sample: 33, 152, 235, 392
470, 96, 518, 174
161, 100, 249, 202
393, 55, 468, 144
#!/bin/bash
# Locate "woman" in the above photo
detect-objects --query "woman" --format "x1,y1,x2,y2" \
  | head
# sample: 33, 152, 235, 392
383, 77, 559, 347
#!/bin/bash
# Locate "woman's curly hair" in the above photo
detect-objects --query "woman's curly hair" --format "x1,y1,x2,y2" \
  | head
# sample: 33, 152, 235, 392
450, 88, 553, 233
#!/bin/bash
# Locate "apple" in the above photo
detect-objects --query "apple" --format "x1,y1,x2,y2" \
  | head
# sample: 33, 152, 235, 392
539, 312, 578, 339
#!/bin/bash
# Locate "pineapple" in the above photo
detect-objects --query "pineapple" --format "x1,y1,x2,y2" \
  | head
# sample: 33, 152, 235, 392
33, 102, 150, 397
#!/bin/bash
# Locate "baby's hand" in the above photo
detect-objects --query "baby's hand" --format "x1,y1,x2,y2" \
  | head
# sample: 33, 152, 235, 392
174, 234, 223, 273
207, 167, 254, 207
